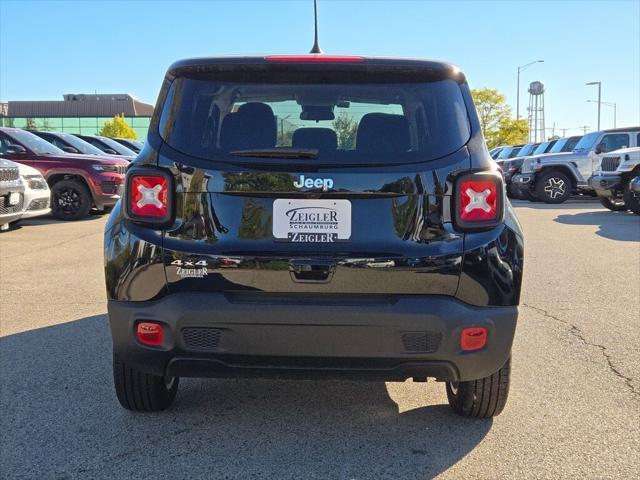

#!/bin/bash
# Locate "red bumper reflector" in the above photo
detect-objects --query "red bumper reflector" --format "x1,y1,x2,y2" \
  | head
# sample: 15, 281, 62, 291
136, 322, 164, 346
461, 327, 488, 351
264, 54, 364, 63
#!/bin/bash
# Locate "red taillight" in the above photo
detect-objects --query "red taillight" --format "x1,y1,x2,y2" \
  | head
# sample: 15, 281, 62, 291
126, 170, 172, 224
130, 175, 168, 218
264, 54, 364, 63
136, 322, 164, 346
461, 327, 488, 351
454, 172, 504, 230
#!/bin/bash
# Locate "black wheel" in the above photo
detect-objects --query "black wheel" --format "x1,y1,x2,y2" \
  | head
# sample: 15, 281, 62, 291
535, 170, 572, 204
598, 195, 627, 212
623, 182, 640, 215
51, 179, 92, 220
523, 189, 540, 202
446, 357, 510, 418
113, 353, 179, 412
507, 183, 526, 200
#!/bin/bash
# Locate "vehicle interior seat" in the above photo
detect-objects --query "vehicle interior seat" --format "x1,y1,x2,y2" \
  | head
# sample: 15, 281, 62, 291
219, 102, 277, 150
356, 113, 410, 153
291, 128, 338, 151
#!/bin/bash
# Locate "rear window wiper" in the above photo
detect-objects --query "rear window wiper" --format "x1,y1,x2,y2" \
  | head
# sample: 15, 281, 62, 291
229, 148, 319, 159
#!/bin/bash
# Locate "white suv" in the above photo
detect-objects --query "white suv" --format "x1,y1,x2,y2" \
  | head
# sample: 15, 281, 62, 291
513, 127, 640, 203
588, 146, 640, 213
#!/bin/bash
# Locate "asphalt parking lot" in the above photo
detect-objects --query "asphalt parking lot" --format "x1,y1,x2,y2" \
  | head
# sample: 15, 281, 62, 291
1, 202, 639, 479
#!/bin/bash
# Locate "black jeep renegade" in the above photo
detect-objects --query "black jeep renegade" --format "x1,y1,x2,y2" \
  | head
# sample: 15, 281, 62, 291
104, 54, 523, 417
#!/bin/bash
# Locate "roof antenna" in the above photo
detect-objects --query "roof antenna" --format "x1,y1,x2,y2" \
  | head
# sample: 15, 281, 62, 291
310, 0, 323, 54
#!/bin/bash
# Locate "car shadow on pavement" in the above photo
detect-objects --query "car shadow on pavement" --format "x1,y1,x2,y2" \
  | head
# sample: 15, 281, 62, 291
553, 210, 640, 242
510, 200, 601, 210
1, 315, 492, 479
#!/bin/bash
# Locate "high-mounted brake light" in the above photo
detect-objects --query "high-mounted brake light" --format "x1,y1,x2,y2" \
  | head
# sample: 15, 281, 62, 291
125, 169, 173, 225
454, 173, 504, 229
264, 55, 364, 63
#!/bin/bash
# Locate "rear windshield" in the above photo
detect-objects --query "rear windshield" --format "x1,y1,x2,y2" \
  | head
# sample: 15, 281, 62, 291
158, 78, 471, 164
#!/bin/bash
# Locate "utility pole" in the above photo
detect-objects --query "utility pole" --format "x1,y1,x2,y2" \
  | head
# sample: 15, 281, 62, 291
516, 59, 544, 119
586, 82, 602, 130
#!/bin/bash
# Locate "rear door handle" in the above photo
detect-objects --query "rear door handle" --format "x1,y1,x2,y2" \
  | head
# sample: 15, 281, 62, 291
289, 259, 336, 283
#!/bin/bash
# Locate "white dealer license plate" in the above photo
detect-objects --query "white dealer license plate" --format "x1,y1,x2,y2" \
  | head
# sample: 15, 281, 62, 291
8, 192, 20, 206
273, 199, 351, 243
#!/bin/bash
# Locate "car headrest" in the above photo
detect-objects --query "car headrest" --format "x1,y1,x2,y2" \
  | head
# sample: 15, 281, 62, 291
291, 128, 338, 151
356, 113, 410, 154
219, 102, 277, 150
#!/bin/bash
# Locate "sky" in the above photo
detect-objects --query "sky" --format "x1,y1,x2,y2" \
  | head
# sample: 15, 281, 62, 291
1, 0, 638, 135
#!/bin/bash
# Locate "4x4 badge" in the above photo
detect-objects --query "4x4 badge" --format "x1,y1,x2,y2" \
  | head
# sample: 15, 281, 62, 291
171, 259, 208, 278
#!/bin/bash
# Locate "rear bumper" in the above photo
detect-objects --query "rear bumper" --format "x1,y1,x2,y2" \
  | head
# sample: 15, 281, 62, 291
108, 293, 517, 382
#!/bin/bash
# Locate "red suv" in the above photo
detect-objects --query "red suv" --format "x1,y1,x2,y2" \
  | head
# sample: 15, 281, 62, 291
0, 128, 129, 220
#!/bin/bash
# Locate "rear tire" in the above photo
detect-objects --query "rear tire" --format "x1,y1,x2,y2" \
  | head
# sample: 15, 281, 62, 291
507, 183, 526, 200
51, 179, 92, 220
113, 353, 179, 412
535, 170, 572, 204
623, 182, 640, 215
446, 357, 510, 418
598, 195, 627, 211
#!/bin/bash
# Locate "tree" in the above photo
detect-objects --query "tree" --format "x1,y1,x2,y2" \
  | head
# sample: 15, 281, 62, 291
492, 117, 529, 147
332, 114, 358, 149
471, 88, 528, 148
99, 114, 137, 139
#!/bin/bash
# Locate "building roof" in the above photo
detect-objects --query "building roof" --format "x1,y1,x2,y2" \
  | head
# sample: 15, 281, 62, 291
3, 94, 154, 118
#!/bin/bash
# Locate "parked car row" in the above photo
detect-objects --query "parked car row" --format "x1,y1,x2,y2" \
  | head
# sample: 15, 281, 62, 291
492, 127, 640, 214
0, 127, 131, 229
31, 131, 140, 158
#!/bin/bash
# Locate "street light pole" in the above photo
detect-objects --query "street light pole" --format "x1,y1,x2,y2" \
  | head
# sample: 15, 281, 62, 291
587, 99, 616, 128
517, 67, 520, 120
586, 82, 602, 130
516, 59, 544, 120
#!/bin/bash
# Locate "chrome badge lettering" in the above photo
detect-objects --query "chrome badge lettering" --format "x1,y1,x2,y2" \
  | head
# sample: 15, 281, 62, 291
293, 175, 334, 191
